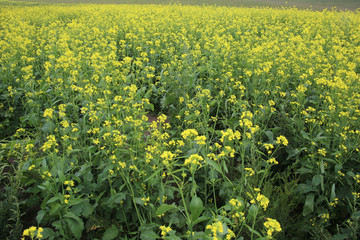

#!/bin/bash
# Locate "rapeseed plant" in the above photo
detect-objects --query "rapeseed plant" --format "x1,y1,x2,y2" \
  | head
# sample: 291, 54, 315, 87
1, 3, 359, 240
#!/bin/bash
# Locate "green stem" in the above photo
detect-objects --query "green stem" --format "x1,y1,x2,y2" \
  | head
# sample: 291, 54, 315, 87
120, 168, 144, 225
174, 176, 193, 240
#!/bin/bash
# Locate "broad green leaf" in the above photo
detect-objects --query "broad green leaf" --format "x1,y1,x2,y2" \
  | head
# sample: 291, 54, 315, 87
193, 216, 210, 225
36, 210, 46, 224
330, 234, 349, 240
140, 230, 159, 240
64, 212, 84, 239
167, 233, 181, 240
265, 131, 274, 144
49, 204, 61, 216
303, 194, 315, 216
155, 204, 176, 215
57, 170, 65, 184
190, 196, 204, 221
248, 204, 258, 221
351, 211, 360, 218
47, 196, 60, 204
102, 225, 119, 240
41, 121, 56, 133
41, 228, 55, 240
312, 174, 322, 187
204, 158, 222, 173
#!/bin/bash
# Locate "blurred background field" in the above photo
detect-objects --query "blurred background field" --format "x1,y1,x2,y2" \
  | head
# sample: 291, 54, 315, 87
3, 0, 360, 11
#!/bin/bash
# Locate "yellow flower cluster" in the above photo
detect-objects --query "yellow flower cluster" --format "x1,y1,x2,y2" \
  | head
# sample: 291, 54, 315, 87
181, 129, 198, 140
276, 135, 288, 146
22, 226, 43, 239
160, 151, 176, 166
250, 191, 270, 211
329, 198, 339, 207
220, 129, 241, 143
194, 135, 207, 145
229, 198, 242, 208
159, 225, 172, 237
206, 220, 235, 240
43, 108, 54, 119
41, 135, 58, 152
184, 154, 204, 167
206, 221, 224, 239
267, 157, 278, 165
263, 218, 282, 236
245, 167, 255, 177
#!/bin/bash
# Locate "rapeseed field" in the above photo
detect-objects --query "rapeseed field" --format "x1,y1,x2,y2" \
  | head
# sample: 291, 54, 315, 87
1, 3, 360, 240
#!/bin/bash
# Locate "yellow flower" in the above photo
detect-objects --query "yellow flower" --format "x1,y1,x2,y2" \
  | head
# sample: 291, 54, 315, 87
194, 135, 207, 145
267, 157, 278, 164
25, 144, 34, 152
257, 193, 270, 210
276, 135, 288, 146
181, 129, 198, 139
251, 192, 270, 210
37, 227, 44, 238
318, 148, 327, 157
23, 229, 30, 236
160, 151, 175, 165
43, 108, 54, 119
184, 154, 203, 166
245, 167, 255, 176
61, 120, 70, 128
22, 226, 41, 238
159, 225, 172, 236
229, 198, 242, 208
264, 218, 282, 236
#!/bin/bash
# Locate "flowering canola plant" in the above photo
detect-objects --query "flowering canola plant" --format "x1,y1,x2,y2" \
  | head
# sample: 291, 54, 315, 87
1, 2, 360, 240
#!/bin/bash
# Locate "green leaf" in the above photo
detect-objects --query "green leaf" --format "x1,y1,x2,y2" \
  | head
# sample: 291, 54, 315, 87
36, 210, 46, 224
69, 198, 84, 206
41, 227, 55, 240
204, 158, 222, 173
351, 211, 360, 218
193, 216, 210, 225
248, 204, 258, 221
330, 184, 336, 201
300, 130, 310, 140
81, 200, 94, 218
64, 212, 84, 239
102, 225, 119, 240
303, 194, 315, 216
140, 230, 159, 240
144, 168, 162, 182
57, 170, 65, 184
155, 204, 176, 215
330, 234, 349, 240
41, 121, 56, 133
245, 224, 262, 237
190, 196, 204, 221
265, 131, 274, 144
49, 204, 61, 216
47, 196, 60, 204
210, 99, 217, 107
312, 174, 322, 187
167, 233, 181, 240
222, 160, 228, 174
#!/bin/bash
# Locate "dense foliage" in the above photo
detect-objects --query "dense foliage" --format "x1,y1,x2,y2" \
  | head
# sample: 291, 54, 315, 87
1, 3, 360, 240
